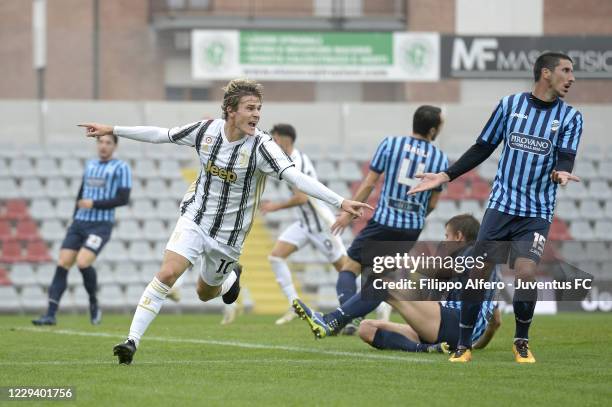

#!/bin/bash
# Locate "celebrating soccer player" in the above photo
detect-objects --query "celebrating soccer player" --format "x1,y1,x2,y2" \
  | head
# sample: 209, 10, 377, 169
260, 123, 349, 325
32, 134, 132, 326
79, 78, 371, 365
408, 52, 582, 363
293, 105, 448, 336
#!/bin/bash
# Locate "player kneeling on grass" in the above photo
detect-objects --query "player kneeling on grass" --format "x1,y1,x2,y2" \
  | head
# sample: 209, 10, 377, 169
293, 214, 501, 353
358, 214, 501, 354
79, 78, 371, 365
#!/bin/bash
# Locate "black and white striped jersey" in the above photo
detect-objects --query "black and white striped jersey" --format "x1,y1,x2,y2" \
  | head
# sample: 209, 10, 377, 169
288, 149, 336, 233
170, 119, 294, 248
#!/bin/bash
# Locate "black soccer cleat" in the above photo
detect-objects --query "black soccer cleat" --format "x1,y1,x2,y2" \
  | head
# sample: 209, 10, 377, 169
32, 315, 56, 326
222, 263, 242, 305
90, 303, 102, 325
113, 339, 137, 365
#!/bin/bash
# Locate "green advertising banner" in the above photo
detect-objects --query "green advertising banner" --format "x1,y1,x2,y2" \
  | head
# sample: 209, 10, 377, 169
192, 30, 439, 82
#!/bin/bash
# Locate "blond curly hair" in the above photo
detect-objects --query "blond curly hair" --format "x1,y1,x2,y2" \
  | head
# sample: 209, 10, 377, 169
221, 78, 263, 120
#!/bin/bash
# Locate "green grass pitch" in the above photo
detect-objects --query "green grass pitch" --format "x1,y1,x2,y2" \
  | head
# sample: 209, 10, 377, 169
1, 312, 610, 406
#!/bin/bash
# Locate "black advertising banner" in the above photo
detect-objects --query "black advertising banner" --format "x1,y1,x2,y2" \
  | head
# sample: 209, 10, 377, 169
441, 36, 612, 79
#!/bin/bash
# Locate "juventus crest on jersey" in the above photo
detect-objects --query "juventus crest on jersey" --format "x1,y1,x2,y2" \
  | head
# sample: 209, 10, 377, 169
169, 119, 294, 248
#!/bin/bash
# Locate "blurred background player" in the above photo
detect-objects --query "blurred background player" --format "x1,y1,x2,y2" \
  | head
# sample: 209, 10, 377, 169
79, 78, 371, 364
409, 52, 582, 363
358, 214, 502, 354
32, 134, 132, 326
260, 123, 349, 325
319, 105, 449, 334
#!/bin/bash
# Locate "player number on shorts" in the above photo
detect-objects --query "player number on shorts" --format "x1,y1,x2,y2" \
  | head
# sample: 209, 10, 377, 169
531, 232, 546, 256
216, 259, 234, 275
397, 158, 426, 188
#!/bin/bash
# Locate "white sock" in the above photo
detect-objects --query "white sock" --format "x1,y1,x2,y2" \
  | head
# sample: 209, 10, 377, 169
268, 256, 298, 304
220, 271, 237, 296
127, 277, 170, 347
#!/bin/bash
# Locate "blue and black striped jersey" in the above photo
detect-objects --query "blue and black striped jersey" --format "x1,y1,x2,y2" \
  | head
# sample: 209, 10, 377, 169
74, 159, 132, 222
370, 136, 448, 230
478, 92, 583, 222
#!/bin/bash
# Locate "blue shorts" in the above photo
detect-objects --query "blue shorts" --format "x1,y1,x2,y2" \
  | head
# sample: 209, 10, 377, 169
474, 209, 551, 266
61, 220, 113, 256
347, 219, 421, 264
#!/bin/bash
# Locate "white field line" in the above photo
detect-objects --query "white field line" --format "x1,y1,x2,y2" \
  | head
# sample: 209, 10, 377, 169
15, 327, 433, 363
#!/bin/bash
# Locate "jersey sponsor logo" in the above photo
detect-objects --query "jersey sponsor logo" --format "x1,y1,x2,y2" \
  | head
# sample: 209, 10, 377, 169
387, 197, 422, 212
511, 112, 529, 120
507, 132, 552, 156
206, 161, 238, 183
239, 151, 250, 166
86, 177, 107, 188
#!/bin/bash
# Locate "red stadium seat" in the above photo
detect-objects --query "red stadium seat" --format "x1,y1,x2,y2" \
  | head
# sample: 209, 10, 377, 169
24, 240, 52, 262
441, 180, 467, 200
469, 180, 492, 201
549, 218, 571, 241
0, 240, 23, 263
4, 200, 29, 221
0, 267, 10, 285
360, 162, 371, 176
15, 220, 40, 241
0, 220, 13, 241
456, 169, 480, 182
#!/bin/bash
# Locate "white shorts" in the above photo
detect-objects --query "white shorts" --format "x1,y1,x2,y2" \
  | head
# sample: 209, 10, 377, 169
278, 221, 346, 263
166, 216, 240, 286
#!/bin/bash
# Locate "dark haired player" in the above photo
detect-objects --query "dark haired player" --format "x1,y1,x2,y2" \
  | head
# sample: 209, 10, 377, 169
409, 52, 582, 363
358, 214, 501, 354
32, 134, 132, 326
260, 123, 349, 325
294, 105, 448, 335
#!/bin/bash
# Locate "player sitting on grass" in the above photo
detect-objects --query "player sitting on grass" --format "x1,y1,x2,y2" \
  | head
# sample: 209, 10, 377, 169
358, 214, 501, 353
293, 214, 500, 351
79, 78, 371, 365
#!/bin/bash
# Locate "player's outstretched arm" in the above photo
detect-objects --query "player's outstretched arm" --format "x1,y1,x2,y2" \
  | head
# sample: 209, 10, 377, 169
407, 172, 450, 195
78, 123, 170, 144
331, 212, 353, 235
281, 166, 372, 218
78, 123, 114, 138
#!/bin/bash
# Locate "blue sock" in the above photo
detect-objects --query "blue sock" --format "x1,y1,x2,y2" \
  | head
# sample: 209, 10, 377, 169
513, 288, 537, 340
79, 266, 98, 310
47, 266, 68, 317
324, 292, 381, 331
336, 270, 357, 305
372, 329, 427, 352
458, 300, 481, 349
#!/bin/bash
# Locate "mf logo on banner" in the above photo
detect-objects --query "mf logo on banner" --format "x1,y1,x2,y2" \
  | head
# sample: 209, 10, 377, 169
192, 30, 440, 82
442, 36, 612, 79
